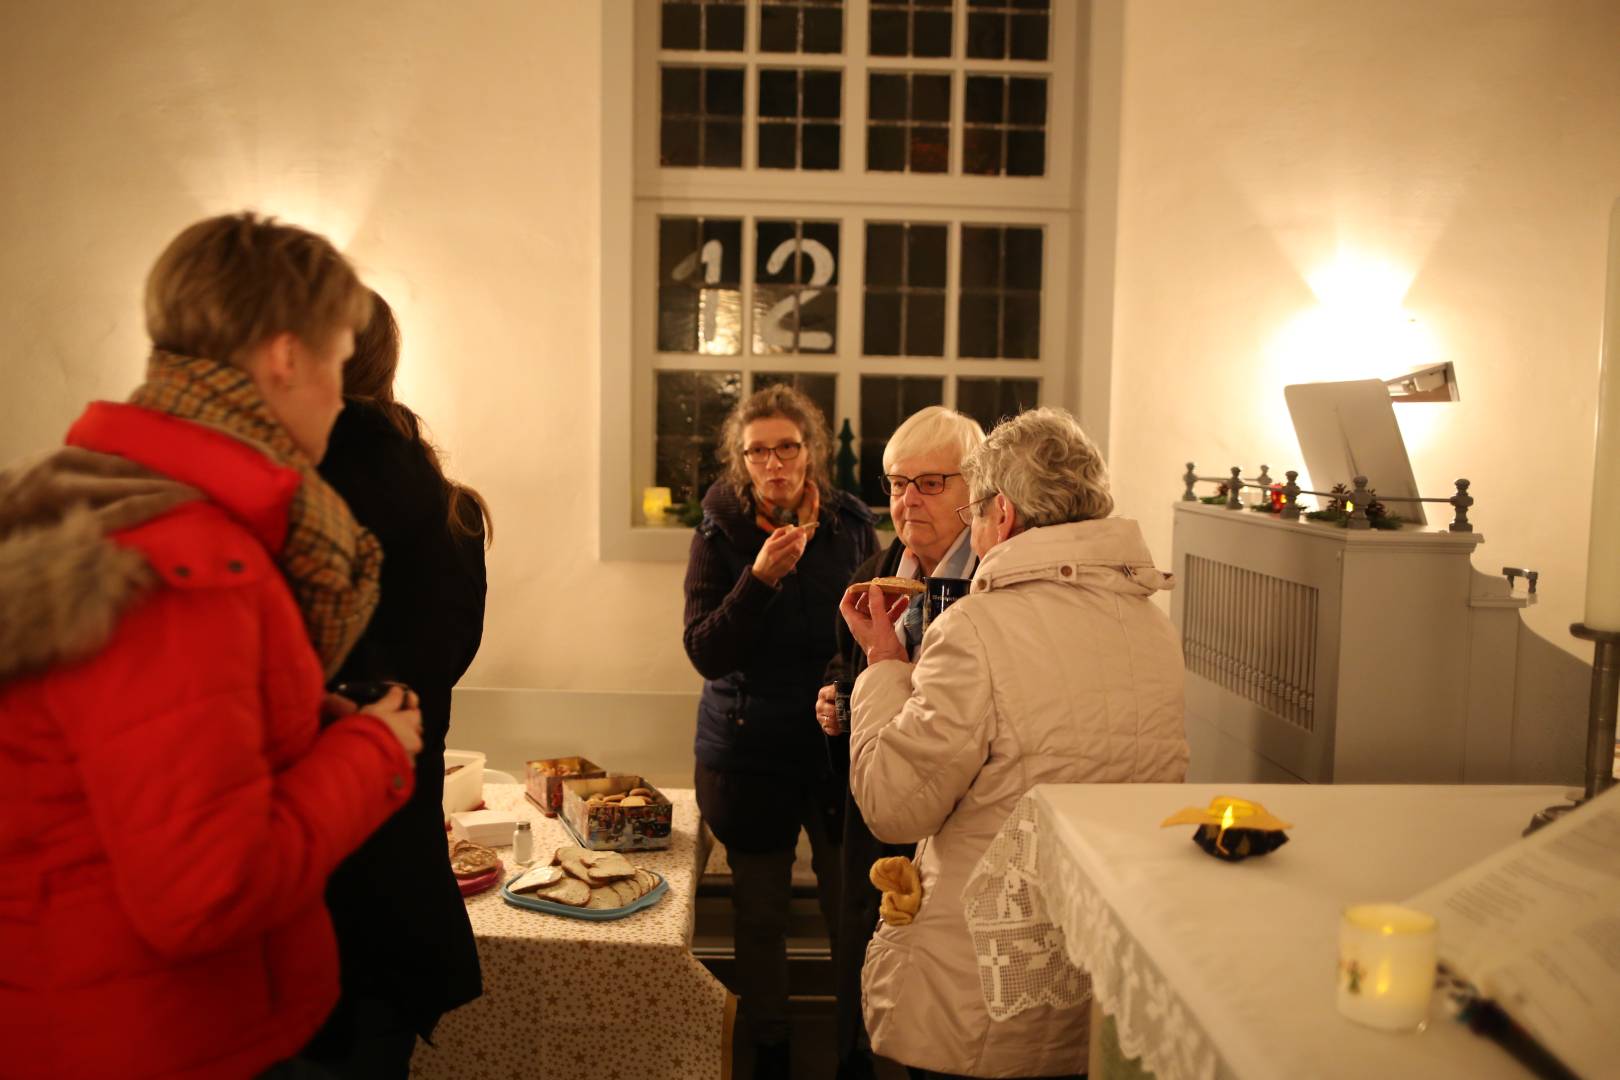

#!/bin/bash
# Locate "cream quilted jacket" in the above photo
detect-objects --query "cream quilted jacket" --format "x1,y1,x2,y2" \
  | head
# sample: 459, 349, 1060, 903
849, 517, 1189, 1077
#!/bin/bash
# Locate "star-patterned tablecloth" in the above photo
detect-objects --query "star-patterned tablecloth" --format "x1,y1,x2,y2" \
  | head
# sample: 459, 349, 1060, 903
410, 784, 733, 1079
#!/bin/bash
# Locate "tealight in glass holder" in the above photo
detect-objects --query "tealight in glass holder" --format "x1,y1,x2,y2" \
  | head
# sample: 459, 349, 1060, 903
1337, 904, 1438, 1032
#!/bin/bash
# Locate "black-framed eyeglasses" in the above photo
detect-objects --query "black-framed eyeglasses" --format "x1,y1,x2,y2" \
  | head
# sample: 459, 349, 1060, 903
743, 441, 804, 464
954, 494, 995, 526
880, 472, 961, 496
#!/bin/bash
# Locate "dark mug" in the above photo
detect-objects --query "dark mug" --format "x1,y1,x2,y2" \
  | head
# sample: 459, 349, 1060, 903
833, 678, 854, 735
922, 576, 972, 630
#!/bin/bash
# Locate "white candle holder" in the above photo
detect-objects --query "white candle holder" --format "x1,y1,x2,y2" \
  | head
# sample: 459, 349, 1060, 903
1337, 904, 1438, 1032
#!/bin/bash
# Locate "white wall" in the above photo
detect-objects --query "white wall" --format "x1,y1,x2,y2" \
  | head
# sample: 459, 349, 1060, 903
1105, 0, 1620, 665
5, 0, 1617, 701
0, 0, 701, 692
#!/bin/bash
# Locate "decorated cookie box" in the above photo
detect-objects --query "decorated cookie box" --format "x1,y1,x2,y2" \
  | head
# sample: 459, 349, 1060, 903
561, 775, 674, 852
524, 756, 607, 817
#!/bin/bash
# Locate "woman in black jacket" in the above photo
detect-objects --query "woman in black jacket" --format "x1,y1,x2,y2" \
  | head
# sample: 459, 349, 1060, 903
683, 385, 877, 1079
816, 406, 984, 1080
309, 291, 493, 1077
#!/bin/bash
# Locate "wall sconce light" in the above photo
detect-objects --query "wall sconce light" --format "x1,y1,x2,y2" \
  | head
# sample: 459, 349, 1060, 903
1383, 361, 1459, 403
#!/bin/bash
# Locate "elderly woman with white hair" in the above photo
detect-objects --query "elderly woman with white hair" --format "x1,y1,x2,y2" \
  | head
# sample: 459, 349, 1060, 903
815, 404, 985, 1080
839, 407, 1189, 1080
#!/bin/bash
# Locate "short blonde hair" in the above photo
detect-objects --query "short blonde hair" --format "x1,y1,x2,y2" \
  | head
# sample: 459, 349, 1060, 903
717, 384, 833, 502
882, 406, 985, 472
962, 407, 1113, 527
145, 212, 371, 364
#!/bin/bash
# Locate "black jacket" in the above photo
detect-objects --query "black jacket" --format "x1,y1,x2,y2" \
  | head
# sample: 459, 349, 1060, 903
683, 480, 877, 778
316, 400, 486, 1039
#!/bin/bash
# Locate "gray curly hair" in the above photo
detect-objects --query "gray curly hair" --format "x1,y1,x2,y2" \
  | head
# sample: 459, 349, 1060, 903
961, 407, 1113, 527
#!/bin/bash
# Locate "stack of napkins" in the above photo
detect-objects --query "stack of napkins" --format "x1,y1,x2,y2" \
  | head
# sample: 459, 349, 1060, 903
449, 809, 522, 846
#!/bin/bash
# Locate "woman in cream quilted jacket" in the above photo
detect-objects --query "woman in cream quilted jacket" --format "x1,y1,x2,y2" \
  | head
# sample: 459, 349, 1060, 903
839, 407, 1189, 1079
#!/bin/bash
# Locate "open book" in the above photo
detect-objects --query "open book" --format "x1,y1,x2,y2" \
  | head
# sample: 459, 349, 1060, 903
1405, 786, 1620, 1080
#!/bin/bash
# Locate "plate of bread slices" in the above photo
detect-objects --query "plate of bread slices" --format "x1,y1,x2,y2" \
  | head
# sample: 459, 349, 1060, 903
501, 844, 667, 920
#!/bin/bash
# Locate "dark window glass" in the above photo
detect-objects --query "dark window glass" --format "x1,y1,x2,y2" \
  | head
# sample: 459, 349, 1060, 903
661, 2, 701, 49
964, 0, 1048, 60
957, 294, 999, 358
863, 293, 903, 356
754, 219, 840, 354
760, 0, 845, 53
862, 222, 947, 359
955, 377, 1039, 433
757, 69, 842, 171
705, 2, 745, 50
963, 75, 1046, 177
867, 126, 906, 172
662, 65, 745, 168
703, 120, 743, 167
804, 6, 843, 52
755, 372, 839, 431
803, 70, 842, 118
656, 370, 743, 505
865, 224, 905, 286
658, 216, 743, 354
958, 225, 1042, 359
869, 1, 953, 58
759, 69, 798, 117
860, 376, 944, 503
866, 72, 952, 175
966, 12, 1006, 59
707, 68, 744, 115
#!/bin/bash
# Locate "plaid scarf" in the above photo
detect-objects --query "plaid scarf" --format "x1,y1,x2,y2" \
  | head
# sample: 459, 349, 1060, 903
754, 480, 821, 535
127, 350, 381, 677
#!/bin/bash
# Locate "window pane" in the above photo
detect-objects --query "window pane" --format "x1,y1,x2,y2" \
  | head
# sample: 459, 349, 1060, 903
705, 1, 744, 50
906, 292, 946, 356
658, 216, 743, 354
661, 2, 702, 49
662, 65, 746, 170
868, 126, 906, 172
1007, 129, 1045, 176
912, 74, 950, 122
913, 9, 952, 55
965, 76, 1004, 124
864, 222, 946, 358
759, 4, 797, 51
1004, 226, 1043, 290
908, 225, 948, 288
956, 377, 1039, 433
959, 225, 1042, 359
863, 293, 903, 356
803, 70, 843, 118
1009, 77, 1048, 125
802, 123, 841, 169
869, 74, 908, 121
869, 9, 909, 55
755, 371, 839, 431
870, 2, 953, 58
962, 128, 1002, 175
1010, 12, 1049, 60
866, 224, 904, 285
656, 370, 742, 505
754, 219, 840, 353
759, 123, 797, 169
966, 11, 1006, 59
964, 74, 1046, 177
959, 226, 1002, 289
866, 71, 951, 176
757, 69, 842, 172
1002, 295, 1041, 358
860, 375, 944, 503
759, 69, 798, 117
804, 6, 843, 52
958, 294, 1000, 358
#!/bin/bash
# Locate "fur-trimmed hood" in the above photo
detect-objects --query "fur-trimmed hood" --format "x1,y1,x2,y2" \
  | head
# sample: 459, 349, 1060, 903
0, 446, 196, 683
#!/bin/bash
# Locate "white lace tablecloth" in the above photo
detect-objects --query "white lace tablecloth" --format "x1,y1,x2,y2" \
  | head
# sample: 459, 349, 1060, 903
964, 783, 1566, 1080
410, 785, 731, 1079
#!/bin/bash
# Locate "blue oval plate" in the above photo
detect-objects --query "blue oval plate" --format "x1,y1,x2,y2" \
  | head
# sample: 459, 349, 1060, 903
500, 870, 668, 921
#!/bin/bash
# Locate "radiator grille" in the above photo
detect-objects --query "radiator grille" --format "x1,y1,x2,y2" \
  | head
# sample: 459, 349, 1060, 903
1182, 555, 1318, 731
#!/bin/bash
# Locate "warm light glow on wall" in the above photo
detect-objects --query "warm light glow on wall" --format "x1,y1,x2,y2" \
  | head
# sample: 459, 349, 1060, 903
1266, 251, 1448, 456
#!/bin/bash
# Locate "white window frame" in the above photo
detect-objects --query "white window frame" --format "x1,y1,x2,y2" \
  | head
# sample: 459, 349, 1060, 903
599, 0, 1113, 560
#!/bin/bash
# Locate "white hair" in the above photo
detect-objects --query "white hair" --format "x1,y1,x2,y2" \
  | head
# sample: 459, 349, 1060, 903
882, 406, 986, 472
962, 407, 1113, 527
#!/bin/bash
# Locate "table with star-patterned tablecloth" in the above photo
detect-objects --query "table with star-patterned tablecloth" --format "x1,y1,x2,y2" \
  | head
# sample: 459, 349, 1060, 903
410, 784, 733, 1079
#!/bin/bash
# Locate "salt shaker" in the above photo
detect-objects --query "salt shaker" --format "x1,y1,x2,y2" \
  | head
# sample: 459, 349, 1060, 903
512, 819, 534, 865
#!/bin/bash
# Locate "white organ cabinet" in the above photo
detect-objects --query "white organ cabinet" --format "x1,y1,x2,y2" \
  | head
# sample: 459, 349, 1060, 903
1170, 502, 1532, 783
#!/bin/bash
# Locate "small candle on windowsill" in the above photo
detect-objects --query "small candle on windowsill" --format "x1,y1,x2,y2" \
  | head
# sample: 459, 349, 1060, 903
1584, 198, 1620, 632
1337, 904, 1438, 1032
642, 486, 673, 527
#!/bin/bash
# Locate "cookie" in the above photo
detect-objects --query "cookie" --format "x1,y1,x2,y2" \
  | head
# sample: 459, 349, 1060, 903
533, 877, 591, 907
582, 851, 636, 882
586, 886, 622, 910
634, 868, 659, 896
609, 878, 642, 905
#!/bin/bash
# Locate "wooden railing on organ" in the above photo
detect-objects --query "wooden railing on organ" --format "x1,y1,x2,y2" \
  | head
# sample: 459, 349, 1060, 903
1180, 462, 1476, 533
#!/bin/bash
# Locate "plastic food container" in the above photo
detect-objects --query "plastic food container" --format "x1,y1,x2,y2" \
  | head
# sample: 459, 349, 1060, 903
442, 749, 487, 819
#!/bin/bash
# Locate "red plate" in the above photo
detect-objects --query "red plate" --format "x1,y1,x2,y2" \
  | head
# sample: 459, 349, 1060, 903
457, 860, 503, 898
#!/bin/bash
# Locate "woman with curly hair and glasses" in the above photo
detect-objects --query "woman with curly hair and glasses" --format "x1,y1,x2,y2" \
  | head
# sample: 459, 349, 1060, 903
682, 384, 878, 1078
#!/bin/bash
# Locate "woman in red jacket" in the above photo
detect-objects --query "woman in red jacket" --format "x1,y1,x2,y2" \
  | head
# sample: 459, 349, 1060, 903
0, 212, 422, 1080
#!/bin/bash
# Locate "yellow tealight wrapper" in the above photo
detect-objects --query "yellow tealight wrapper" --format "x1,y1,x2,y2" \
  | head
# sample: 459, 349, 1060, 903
1160, 795, 1293, 832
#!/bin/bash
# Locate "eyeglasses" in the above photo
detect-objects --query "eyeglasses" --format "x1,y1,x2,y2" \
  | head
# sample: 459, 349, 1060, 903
743, 441, 804, 464
880, 472, 961, 496
954, 494, 996, 526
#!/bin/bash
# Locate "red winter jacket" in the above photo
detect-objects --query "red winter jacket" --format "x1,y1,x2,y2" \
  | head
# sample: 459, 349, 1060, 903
0, 403, 414, 1079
